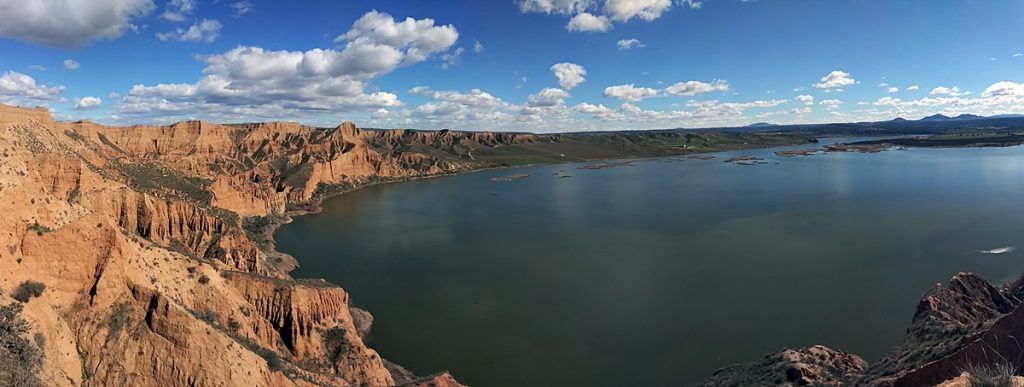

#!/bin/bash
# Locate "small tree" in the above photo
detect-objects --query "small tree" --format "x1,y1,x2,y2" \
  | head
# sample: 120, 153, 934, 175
323, 326, 349, 364
0, 302, 44, 386
11, 281, 46, 303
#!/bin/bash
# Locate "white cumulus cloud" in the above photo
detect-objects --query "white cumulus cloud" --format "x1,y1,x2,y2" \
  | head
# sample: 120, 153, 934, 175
930, 86, 966, 96
160, 0, 196, 21
520, 0, 682, 33
795, 94, 815, 105
118, 11, 459, 122
0, 71, 65, 104
74, 96, 103, 110
819, 99, 843, 109
335, 11, 458, 66
0, 0, 155, 48
813, 70, 857, 90
566, 12, 612, 32
527, 87, 571, 107
982, 81, 1024, 98
519, 0, 594, 15
603, 0, 672, 21
663, 80, 729, 96
603, 84, 659, 102
551, 63, 587, 90
63, 59, 81, 70
156, 19, 222, 43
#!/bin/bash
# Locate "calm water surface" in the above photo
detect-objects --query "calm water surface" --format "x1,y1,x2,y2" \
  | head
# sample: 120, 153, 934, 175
277, 139, 1024, 386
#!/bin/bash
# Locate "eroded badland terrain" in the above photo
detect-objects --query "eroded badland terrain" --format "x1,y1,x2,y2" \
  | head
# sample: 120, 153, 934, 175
0, 103, 812, 386
4, 102, 1024, 387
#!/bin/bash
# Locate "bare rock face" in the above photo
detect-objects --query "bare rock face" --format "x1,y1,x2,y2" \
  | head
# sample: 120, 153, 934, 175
913, 272, 1019, 326
385, 360, 468, 387
0, 104, 477, 387
860, 273, 1024, 386
227, 272, 394, 387
350, 307, 374, 339
701, 345, 867, 386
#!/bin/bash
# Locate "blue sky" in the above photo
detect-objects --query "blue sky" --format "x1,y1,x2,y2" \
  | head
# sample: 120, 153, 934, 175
1, 0, 1023, 132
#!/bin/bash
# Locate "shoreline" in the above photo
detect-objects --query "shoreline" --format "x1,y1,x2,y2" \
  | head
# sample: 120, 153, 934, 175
256, 137, 828, 380
263, 138, 827, 280
260, 134, 1024, 384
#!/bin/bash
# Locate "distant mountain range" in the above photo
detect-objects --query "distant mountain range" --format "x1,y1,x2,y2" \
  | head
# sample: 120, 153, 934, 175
686, 112, 1024, 137
748, 113, 1024, 130
901, 113, 1024, 122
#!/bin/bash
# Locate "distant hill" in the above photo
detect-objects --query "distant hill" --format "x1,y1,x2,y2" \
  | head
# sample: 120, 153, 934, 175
746, 122, 778, 128
919, 114, 952, 122
920, 113, 985, 122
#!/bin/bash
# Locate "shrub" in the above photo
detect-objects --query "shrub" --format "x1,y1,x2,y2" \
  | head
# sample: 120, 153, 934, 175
227, 317, 242, 332
26, 222, 51, 237
0, 303, 44, 386
965, 361, 1017, 387
106, 302, 133, 339
196, 308, 220, 325
198, 275, 210, 285
323, 326, 349, 363
11, 281, 46, 303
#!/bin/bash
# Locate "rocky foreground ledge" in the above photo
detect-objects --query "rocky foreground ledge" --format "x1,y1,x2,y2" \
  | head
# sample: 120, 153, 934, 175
700, 272, 1024, 386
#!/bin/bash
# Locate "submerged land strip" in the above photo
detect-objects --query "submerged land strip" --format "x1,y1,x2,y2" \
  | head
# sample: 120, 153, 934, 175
3, 102, 1024, 386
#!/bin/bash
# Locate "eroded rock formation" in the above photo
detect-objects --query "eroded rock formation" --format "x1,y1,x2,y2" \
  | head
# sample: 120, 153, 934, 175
0, 104, 486, 386
0, 103, 815, 386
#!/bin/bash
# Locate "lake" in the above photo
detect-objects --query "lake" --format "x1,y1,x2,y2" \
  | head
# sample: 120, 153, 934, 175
276, 139, 1024, 386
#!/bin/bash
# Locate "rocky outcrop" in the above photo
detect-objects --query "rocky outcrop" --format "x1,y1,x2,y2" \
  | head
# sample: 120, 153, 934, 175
71, 284, 296, 387
860, 273, 1024, 386
935, 372, 1024, 387
386, 360, 468, 387
228, 273, 394, 386
701, 345, 867, 386
699, 273, 1024, 387
0, 104, 53, 129
87, 189, 269, 274
0, 104, 468, 387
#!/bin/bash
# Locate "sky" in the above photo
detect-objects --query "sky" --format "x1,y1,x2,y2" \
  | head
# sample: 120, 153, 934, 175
0, 0, 1023, 132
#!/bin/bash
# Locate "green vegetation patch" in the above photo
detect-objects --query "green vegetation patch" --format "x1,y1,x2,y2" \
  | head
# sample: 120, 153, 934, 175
0, 302, 44, 385
117, 161, 215, 204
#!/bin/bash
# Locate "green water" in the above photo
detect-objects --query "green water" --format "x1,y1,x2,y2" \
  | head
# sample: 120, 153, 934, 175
277, 139, 1024, 386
